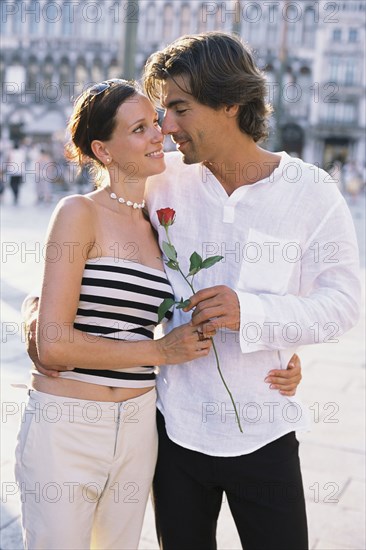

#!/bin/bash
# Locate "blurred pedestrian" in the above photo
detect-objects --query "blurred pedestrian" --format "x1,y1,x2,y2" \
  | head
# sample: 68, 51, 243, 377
36, 148, 52, 203
329, 160, 343, 191
0, 149, 5, 203
75, 164, 92, 194
0, 166, 4, 204
343, 159, 362, 200
7, 142, 26, 205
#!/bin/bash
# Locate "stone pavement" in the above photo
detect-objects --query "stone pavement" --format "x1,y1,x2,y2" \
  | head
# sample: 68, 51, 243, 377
1, 182, 365, 549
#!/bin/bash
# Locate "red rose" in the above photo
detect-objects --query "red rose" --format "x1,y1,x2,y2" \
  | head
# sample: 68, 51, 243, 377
157, 208, 176, 228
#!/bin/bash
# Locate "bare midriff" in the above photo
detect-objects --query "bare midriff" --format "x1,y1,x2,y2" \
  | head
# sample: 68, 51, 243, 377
31, 372, 154, 402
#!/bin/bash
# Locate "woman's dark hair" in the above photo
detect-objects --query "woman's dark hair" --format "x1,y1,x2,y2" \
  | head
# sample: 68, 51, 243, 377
65, 79, 140, 182
144, 32, 272, 143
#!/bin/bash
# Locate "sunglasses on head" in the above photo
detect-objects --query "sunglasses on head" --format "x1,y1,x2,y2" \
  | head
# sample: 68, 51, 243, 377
86, 79, 128, 144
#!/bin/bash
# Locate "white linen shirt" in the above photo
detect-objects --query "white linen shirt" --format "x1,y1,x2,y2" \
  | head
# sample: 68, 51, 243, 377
146, 151, 361, 456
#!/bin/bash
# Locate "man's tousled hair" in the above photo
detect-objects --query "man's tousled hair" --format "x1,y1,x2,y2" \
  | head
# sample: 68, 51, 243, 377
143, 32, 272, 143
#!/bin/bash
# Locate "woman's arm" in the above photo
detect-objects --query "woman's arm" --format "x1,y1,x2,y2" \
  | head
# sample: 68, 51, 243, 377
37, 196, 209, 370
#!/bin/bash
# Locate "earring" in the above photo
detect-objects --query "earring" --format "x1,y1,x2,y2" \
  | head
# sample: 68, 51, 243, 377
106, 158, 111, 163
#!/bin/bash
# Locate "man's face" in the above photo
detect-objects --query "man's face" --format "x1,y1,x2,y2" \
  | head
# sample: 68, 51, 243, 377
160, 76, 225, 165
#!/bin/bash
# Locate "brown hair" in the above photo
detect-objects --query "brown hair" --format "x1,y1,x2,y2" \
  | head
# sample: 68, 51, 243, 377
65, 80, 140, 183
144, 32, 272, 143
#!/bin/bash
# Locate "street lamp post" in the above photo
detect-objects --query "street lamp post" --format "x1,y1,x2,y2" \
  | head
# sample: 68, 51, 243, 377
121, 0, 139, 80
232, 1, 242, 36
274, 1, 289, 151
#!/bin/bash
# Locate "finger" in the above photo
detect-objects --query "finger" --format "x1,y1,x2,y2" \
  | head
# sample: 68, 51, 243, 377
51, 365, 74, 372
202, 328, 217, 338
266, 373, 301, 385
267, 377, 300, 389
183, 287, 221, 311
279, 389, 296, 396
35, 365, 60, 377
266, 366, 301, 379
191, 297, 222, 315
196, 330, 206, 342
41, 363, 74, 373
265, 371, 300, 388
289, 353, 301, 368
269, 382, 297, 391
200, 321, 216, 336
191, 307, 224, 326
199, 338, 212, 349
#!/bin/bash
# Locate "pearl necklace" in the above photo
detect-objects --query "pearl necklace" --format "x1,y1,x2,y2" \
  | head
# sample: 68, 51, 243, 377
109, 192, 145, 210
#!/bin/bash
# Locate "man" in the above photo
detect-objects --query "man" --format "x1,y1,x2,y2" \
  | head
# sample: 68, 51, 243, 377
141, 32, 360, 550
24, 32, 359, 550
7, 142, 26, 205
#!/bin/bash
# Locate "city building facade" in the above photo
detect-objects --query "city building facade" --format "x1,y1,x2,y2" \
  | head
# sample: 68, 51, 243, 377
1, 0, 365, 169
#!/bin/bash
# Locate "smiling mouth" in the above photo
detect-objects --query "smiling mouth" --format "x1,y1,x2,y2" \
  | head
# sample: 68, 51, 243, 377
145, 149, 164, 158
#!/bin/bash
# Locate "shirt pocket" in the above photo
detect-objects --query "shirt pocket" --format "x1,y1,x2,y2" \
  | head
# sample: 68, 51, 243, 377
237, 228, 299, 295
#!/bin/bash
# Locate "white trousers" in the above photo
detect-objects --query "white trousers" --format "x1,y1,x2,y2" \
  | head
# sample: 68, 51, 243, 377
14, 389, 158, 550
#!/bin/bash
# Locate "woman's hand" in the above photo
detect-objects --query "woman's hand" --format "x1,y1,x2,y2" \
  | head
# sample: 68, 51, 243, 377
156, 323, 216, 365
265, 354, 302, 396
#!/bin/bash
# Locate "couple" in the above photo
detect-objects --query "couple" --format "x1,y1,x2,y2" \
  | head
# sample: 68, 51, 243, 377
18, 32, 360, 550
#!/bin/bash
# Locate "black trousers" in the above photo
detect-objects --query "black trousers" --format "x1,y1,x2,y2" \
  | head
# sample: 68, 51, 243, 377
153, 410, 308, 550
10, 175, 22, 204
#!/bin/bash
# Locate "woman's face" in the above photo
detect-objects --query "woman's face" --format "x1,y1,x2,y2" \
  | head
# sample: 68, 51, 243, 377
103, 93, 165, 180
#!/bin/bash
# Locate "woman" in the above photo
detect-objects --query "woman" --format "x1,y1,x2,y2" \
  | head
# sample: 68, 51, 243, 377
15, 79, 215, 550
16, 79, 301, 550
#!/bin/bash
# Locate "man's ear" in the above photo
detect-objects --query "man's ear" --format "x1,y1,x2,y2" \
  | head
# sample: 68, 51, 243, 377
224, 104, 240, 118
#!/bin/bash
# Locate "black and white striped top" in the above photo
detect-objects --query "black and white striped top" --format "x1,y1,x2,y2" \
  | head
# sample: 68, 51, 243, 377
58, 257, 174, 388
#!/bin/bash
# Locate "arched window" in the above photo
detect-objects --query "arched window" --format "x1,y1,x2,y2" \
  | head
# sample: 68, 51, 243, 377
0, 4, 7, 35
197, 3, 208, 33
303, 8, 315, 47
332, 29, 342, 42
264, 64, 277, 105
267, 4, 279, 48
215, 3, 223, 31
108, 59, 120, 80
12, 0, 22, 34
43, 56, 54, 87
296, 67, 312, 117
343, 103, 356, 123
9, 56, 25, 87
62, 0, 73, 37
329, 55, 340, 82
180, 4, 191, 35
28, 0, 40, 36
91, 59, 104, 83
44, 0, 60, 37
325, 101, 336, 123
81, 0, 100, 39
75, 59, 88, 95
345, 58, 357, 85
93, 2, 104, 39
0, 56, 5, 86
146, 2, 156, 40
163, 3, 174, 42
27, 57, 39, 89
349, 29, 358, 43
286, 5, 300, 46
244, 3, 263, 44
59, 57, 71, 87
